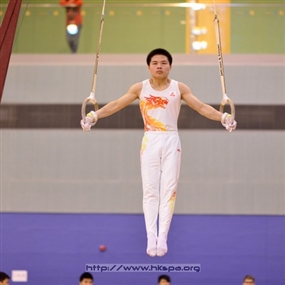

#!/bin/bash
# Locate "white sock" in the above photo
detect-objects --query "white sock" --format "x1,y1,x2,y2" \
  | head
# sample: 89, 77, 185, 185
157, 232, 168, 257
146, 232, 157, 257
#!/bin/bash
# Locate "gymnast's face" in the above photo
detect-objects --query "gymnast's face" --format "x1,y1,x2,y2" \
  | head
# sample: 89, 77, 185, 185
148, 54, 171, 79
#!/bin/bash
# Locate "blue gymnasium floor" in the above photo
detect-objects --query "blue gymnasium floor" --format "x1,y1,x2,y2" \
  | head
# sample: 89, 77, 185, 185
1, 213, 285, 285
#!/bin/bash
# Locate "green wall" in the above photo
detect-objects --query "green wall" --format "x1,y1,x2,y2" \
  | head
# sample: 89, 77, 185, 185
1, 0, 284, 53
231, 0, 285, 53
1, 0, 186, 54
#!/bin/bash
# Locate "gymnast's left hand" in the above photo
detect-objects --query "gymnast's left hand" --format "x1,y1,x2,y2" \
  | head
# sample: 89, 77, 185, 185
221, 112, 237, 132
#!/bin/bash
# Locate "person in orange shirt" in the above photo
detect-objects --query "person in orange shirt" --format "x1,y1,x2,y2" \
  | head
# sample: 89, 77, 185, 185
59, 0, 83, 53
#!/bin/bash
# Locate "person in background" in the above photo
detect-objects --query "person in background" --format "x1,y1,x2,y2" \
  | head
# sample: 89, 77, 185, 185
158, 274, 171, 285
59, 0, 83, 53
243, 275, 255, 285
79, 272, 93, 285
0, 272, 10, 285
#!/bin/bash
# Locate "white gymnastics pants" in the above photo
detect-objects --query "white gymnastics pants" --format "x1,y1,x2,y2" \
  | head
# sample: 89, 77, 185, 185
140, 132, 181, 238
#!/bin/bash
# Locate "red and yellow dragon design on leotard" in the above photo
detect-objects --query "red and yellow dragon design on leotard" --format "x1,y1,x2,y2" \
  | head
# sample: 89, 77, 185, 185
140, 95, 169, 131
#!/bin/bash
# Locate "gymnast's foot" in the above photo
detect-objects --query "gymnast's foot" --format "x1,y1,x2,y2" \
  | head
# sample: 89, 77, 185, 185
146, 232, 157, 257
157, 232, 168, 257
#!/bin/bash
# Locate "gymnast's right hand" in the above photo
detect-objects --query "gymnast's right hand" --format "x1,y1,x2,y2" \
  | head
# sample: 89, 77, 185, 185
80, 111, 98, 131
